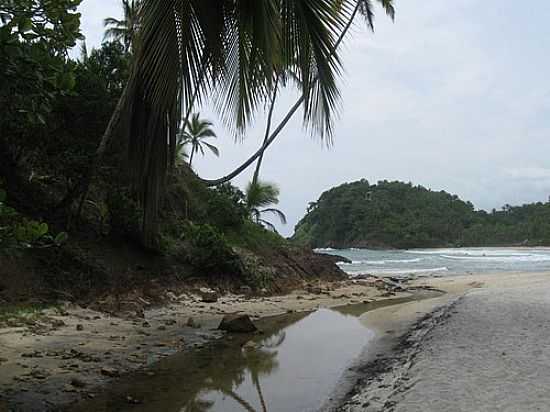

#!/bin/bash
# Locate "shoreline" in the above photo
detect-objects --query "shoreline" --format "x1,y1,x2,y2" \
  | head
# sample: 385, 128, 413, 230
337, 270, 550, 411
3, 271, 550, 411
0, 278, 412, 411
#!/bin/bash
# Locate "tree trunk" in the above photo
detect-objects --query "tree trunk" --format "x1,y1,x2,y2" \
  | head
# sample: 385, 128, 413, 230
252, 81, 279, 185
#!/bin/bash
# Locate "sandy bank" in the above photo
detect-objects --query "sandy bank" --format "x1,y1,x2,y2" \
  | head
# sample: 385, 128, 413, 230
0, 279, 410, 411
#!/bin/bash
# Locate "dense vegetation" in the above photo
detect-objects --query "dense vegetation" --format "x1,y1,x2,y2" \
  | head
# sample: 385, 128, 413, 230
293, 180, 550, 249
3, 0, 398, 298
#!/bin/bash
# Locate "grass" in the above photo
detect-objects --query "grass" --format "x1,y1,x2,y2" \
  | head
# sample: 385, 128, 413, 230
0, 303, 56, 324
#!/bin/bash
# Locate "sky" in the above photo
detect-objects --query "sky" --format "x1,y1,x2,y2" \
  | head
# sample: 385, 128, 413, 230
79, 0, 550, 236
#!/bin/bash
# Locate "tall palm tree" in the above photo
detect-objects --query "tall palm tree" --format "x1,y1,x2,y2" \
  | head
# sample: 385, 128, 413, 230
103, 0, 141, 53
82, 0, 395, 246
245, 181, 287, 232
179, 113, 219, 167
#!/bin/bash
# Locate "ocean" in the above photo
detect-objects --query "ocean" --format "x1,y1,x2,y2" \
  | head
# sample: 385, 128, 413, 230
316, 247, 550, 278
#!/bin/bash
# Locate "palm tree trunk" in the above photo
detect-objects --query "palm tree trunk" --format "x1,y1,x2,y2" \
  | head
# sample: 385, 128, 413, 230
199, 3, 361, 187
252, 80, 278, 185
252, 375, 268, 412
222, 390, 257, 412
189, 145, 196, 167
66, 83, 130, 220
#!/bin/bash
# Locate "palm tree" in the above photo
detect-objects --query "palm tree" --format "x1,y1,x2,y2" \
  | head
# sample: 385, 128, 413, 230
103, 0, 141, 53
81, 0, 395, 246
179, 113, 219, 167
245, 181, 287, 232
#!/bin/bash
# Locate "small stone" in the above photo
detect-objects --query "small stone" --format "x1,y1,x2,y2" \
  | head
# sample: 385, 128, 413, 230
164, 319, 177, 326
70, 377, 87, 388
100, 367, 120, 378
76, 324, 84, 331
157, 325, 167, 331
200, 289, 219, 303
242, 340, 259, 350
142, 321, 151, 328
186, 317, 200, 328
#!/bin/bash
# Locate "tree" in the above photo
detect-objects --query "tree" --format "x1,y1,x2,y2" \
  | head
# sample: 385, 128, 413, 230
245, 181, 287, 232
82, 0, 395, 247
179, 113, 218, 167
103, 0, 141, 53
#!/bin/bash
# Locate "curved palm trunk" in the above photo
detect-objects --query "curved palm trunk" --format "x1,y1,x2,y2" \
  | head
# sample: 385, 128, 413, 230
252, 374, 268, 412
222, 389, 257, 412
68, 83, 130, 219
199, 2, 361, 187
252, 81, 278, 185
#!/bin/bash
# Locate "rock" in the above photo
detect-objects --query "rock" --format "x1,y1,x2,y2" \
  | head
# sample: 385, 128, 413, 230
142, 321, 151, 328
239, 286, 252, 294
157, 325, 167, 331
70, 377, 87, 388
100, 367, 120, 378
242, 340, 259, 350
218, 314, 258, 333
164, 319, 177, 326
166, 291, 178, 301
50, 319, 66, 328
186, 317, 200, 328
200, 290, 219, 303
76, 324, 84, 331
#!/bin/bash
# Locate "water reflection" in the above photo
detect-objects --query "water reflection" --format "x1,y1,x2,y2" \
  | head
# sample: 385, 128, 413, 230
185, 331, 286, 412
68, 297, 432, 412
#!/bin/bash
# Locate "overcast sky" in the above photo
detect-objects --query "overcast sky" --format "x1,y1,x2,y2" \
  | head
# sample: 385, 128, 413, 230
79, 0, 550, 236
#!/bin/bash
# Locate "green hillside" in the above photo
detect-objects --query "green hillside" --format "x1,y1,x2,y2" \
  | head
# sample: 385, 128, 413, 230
293, 180, 550, 249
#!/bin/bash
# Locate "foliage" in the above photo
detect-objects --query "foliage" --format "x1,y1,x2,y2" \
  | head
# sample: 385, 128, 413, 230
114, 0, 395, 245
179, 113, 219, 167
106, 189, 142, 240
103, 0, 141, 53
245, 181, 287, 232
0, 187, 67, 253
293, 180, 550, 249
184, 223, 239, 274
204, 184, 247, 230
0, 0, 82, 129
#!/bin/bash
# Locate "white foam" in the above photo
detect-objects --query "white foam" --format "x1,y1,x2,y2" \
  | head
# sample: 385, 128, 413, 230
441, 254, 550, 262
348, 267, 449, 275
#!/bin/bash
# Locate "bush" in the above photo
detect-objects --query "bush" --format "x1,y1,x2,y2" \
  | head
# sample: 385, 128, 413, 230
204, 184, 247, 230
185, 223, 240, 274
106, 189, 142, 239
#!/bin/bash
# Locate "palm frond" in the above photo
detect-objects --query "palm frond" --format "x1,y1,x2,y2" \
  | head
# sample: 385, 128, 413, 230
203, 142, 220, 157
261, 207, 287, 224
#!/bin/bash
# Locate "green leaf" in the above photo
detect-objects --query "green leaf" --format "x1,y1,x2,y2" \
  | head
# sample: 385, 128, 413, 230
18, 18, 33, 33
54, 232, 68, 246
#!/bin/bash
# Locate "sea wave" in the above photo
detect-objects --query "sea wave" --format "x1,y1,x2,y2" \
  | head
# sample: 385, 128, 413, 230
347, 267, 449, 275
337, 257, 423, 266
441, 254, 550, 262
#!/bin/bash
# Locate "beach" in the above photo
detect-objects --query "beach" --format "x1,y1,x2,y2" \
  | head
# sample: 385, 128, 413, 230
340, 271, 550, 411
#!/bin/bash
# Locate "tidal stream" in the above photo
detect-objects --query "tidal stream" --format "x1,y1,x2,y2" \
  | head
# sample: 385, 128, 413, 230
68, 296, 429, 412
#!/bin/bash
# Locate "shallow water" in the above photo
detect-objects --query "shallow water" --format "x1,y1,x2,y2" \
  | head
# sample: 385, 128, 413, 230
68, 298, 422, 412
317, 247, 550, 277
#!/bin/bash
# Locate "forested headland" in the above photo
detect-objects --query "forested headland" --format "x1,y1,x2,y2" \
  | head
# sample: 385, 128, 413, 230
293, 180, 550, 249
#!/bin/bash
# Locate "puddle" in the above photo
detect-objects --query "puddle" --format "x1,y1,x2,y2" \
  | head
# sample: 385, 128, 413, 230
67, 295, 436, 412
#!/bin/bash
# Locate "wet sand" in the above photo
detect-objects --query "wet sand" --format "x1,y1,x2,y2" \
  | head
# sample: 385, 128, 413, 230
340, 271, 550, 412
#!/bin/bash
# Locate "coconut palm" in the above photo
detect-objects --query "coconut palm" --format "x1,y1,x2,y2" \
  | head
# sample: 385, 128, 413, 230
179, 113, 219, 167
245, 181, 287, 232
80, 0, 395, 246
103, 0, 141, 53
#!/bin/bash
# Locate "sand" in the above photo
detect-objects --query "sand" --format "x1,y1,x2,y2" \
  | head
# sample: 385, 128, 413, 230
340, 271, 550, 412
0, 279, 407, 411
